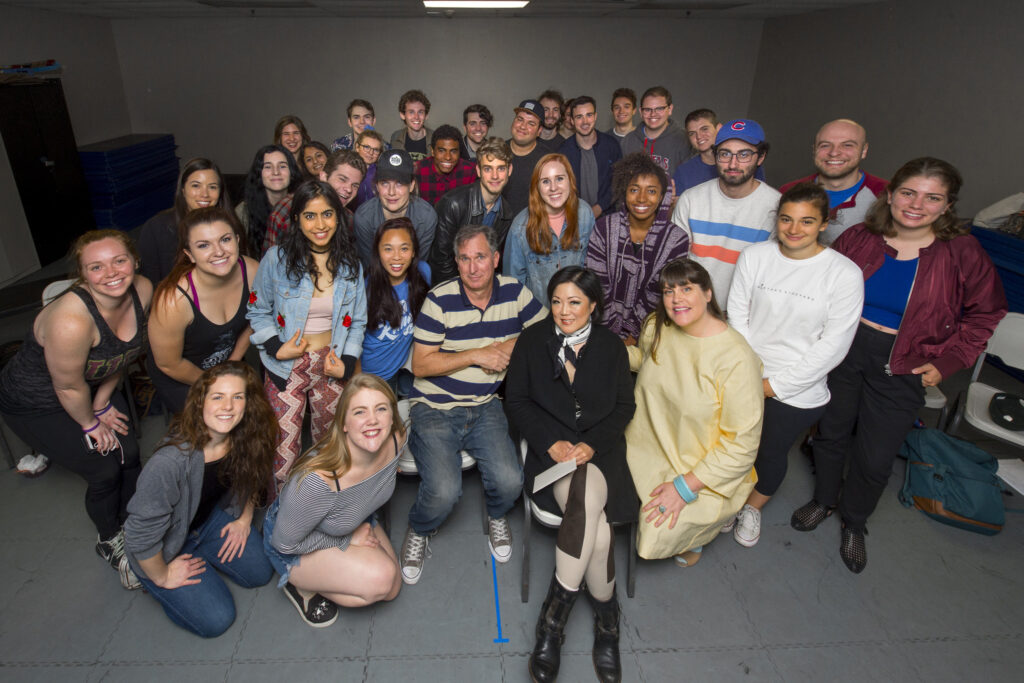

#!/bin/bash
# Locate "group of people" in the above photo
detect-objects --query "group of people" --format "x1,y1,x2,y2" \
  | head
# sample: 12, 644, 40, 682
0, 82, 1009, 683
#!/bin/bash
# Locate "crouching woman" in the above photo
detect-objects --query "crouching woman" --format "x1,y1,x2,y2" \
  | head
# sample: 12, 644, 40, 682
124, 362, 277, 637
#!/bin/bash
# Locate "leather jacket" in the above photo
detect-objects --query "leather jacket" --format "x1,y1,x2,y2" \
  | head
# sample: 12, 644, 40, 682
428, 182, 516, 283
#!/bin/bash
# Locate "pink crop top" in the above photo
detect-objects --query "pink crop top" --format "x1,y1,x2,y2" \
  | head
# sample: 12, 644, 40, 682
303, 294, 333, 334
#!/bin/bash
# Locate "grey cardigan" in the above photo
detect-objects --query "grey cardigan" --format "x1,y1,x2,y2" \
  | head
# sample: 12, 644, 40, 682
123, 443, 242, 575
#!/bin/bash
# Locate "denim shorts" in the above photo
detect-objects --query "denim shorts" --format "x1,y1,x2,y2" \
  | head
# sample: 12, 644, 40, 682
262, 499, 301, 588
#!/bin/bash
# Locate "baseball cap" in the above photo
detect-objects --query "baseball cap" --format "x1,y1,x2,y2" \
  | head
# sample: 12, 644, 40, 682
376, 149, 414, 183
514, 99, 544, 122
715, 119, 766, 146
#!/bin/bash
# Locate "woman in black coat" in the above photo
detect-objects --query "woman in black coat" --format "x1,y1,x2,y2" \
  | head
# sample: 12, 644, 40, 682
505, 266, 636, 683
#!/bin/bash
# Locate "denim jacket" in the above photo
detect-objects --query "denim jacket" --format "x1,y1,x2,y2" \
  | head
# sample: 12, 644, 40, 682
247, 246, 367, 381
503, 203, 595, 304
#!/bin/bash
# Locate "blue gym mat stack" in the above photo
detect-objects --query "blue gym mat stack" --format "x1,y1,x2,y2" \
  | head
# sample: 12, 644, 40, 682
78, 134, 179, 230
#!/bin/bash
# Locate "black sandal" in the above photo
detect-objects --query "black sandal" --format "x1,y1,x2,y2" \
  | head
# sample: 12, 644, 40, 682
284, 583, 338, 628
840, 526, 867, 574
790, 499, 835, 532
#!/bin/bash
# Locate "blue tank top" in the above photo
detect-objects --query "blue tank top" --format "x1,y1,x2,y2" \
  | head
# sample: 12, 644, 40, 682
862, 255, 917, 329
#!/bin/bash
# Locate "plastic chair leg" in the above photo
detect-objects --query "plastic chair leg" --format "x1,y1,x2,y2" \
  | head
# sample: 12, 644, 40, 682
0, 424, 15, 469
626, 521, 637, 599
521, 496, 532, 603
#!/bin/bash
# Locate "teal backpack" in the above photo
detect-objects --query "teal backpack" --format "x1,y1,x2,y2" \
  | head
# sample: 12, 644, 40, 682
898, 429, 1005, 535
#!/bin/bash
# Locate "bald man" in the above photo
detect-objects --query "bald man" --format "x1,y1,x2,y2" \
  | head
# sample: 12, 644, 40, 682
780, 119, 886, 244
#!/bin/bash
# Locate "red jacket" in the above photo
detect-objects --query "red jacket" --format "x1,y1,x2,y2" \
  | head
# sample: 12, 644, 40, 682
832, 224, 1007, 379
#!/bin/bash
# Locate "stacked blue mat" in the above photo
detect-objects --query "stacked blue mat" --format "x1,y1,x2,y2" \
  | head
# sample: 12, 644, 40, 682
78, 134, 179, 230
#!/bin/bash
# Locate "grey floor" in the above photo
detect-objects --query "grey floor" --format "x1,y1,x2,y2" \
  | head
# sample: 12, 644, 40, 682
1, 260, 1023, 681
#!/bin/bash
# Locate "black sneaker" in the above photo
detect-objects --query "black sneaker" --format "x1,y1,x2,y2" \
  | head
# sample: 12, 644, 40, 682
96, 530, 127, 568
284, 583, 338, 628
840, 526, 867, 574
790, 500, 835, 532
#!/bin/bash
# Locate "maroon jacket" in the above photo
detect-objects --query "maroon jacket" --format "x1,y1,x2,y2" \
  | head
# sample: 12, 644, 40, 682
832, 223, 1007, 379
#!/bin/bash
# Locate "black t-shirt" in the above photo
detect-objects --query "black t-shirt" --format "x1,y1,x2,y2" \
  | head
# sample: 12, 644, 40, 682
405, 136, 428, 163
190, 458, 229, 532
503, 142, 551, 216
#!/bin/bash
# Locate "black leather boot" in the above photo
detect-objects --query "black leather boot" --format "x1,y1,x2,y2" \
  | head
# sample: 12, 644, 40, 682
529, 574, 579, 683
588, 588, 621, 683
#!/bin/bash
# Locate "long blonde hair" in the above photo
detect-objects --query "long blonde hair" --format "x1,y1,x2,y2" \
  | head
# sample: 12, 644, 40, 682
288, 374, 404, 484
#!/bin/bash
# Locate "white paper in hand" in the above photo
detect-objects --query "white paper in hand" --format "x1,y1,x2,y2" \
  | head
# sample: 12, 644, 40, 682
532, 459, 577, 494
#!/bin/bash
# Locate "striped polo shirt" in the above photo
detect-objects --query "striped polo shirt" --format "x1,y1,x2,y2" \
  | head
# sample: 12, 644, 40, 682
671, 178, 780, 308
411, 274, 546, 409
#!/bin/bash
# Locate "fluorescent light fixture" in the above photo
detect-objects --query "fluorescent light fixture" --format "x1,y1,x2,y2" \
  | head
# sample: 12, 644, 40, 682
423, 1, 530, 8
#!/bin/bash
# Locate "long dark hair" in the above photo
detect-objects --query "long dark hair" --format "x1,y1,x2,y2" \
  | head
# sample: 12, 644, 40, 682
242, 144, 300, 253
647, 258, 724, 363
165, 362, 278, 507
864, 156, 967, 241
153, 207, 245, 310
173, 158, 231, 224
280, 180, 360, 285
546, 265, 604, 323
366, 217, 429, 330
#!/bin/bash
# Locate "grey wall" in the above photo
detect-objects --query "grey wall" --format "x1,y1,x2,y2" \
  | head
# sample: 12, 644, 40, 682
0, 6, 130, 145
110, 16, 765, 174
748, 0, 1024, 215
0, 5, 132, 284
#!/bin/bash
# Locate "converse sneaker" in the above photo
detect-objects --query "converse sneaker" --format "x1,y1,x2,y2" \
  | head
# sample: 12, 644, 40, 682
117, 555, 142, 590
283, 583, 338, 627
733, 504, 761, 547
487, 516, 513, 563
400, 527, 431, 585
719, 516, 737, 534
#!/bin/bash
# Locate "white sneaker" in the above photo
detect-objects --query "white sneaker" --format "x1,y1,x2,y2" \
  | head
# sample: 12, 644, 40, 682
487, 516, 513, 563
117, 555, 142, 590
400, 527, 430, 585
719, 516, 737, 534
733, 504, 761, 547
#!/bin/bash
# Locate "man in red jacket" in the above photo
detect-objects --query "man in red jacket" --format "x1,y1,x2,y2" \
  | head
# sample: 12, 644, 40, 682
780, 119, 887, 245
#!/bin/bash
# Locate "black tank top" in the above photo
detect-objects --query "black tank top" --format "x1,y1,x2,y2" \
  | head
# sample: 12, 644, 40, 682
0, 285, 146, 414
178, 259, 250, 370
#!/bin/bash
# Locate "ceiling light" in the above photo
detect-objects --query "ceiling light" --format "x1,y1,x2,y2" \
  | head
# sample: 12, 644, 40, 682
423, 1, 530, 9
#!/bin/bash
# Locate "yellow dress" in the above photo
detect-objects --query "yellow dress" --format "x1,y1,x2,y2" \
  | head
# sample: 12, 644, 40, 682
626, 321, 764, 559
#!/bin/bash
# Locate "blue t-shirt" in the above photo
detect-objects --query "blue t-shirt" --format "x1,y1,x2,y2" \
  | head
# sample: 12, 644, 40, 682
361, 261, 431, 381
824, 172, 864, 209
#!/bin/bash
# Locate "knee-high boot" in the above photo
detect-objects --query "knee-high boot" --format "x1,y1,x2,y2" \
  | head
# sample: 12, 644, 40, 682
587, 587, 621, 683
529, 574, 579, 682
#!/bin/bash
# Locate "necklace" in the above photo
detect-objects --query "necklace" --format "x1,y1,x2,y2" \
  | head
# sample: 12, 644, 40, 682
310, 245, 331, 254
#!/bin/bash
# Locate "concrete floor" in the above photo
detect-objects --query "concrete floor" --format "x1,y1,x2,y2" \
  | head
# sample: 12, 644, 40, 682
1, 256, 1022, 682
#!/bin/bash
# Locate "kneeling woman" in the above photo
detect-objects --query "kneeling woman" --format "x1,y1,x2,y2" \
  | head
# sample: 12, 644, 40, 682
124, 362, 277, 638
265, 374, 403, 628
627, 259, 763, 566
505, 266, 636, 683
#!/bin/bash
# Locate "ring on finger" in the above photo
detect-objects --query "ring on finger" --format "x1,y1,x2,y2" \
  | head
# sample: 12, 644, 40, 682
658, 504, 667, 514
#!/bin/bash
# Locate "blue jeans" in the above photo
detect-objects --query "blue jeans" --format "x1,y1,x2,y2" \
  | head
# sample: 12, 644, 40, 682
134, 505, 273, 638
407, 399, 523, 534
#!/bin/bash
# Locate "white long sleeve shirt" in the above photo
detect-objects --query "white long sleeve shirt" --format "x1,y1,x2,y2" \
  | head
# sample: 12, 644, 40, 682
728, 240, 864, 409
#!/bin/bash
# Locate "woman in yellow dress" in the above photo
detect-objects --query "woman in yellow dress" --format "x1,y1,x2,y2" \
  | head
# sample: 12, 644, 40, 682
626, 258, 763, 566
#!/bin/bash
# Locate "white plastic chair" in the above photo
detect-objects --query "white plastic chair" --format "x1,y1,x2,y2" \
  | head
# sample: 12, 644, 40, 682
518, 439, 636, 602
945, 312, 1024, 450
924, 385, 949, 431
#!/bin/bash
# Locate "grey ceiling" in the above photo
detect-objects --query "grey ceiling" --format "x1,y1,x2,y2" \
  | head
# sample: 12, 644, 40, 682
1, 0, 884, 20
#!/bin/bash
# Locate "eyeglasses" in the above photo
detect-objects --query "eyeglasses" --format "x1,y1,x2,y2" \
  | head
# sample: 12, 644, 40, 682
640, 106, 668, 116
358, 143, 382, 156
715, 149, 757, 163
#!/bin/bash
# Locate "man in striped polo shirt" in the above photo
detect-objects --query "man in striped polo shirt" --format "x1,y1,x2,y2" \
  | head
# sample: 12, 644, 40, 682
400, 224, 546, 585
672, 119, 780, 310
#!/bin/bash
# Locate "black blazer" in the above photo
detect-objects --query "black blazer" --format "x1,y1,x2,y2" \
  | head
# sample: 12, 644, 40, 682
505, 315, 637, 523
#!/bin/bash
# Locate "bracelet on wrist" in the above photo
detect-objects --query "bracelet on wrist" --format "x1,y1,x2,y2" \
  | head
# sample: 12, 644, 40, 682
673, 474, 698, 504
82, 419, 102, 434
94, 402, 113, 416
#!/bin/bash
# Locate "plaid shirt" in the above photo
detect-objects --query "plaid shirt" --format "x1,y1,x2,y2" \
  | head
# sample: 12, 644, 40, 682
262, 194, 353, 255
414, 157, 478, 206
262, 195, 293, 256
